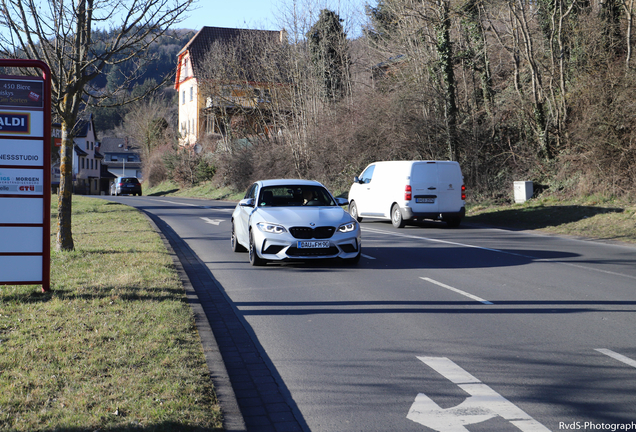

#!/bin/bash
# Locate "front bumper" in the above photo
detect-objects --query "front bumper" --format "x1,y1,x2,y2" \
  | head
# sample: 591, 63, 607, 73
253, 228, 361, 261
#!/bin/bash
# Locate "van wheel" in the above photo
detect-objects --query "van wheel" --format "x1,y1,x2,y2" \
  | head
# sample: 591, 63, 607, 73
349, 201, 362, 222
445, 218, 461, 228
391, 204, 405, 228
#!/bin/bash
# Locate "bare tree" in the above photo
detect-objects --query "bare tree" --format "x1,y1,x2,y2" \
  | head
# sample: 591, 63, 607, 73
116, 93, 176, 161
0, 0, 194, 251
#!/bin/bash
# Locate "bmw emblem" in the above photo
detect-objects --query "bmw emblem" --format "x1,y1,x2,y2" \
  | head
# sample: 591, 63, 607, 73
310, 222, 315, 226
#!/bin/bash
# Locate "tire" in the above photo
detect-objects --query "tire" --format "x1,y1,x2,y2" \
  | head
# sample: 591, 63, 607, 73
349, 200, 362, 222
231, 222, 246, 252
345, 250, 361, 265
249, 230, 266, 266
391, 204, 405, 228
445, 217, 461, 228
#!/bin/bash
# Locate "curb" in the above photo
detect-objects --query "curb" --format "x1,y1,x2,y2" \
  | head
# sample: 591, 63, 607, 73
143, 212, 247, 432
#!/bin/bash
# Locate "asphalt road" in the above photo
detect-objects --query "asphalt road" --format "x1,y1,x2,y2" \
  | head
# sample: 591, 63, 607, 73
105, 195, 636, 432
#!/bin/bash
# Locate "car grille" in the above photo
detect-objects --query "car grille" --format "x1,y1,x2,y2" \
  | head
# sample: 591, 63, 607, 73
289, 226, 336, 239
286, 246, 340, 257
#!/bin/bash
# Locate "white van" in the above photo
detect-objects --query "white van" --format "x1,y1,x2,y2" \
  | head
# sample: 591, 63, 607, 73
348, 160, 466, 228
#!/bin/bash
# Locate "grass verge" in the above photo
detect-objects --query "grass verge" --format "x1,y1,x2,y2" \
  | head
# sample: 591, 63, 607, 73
144, 181, 242, 202
0, 196, 222, 431
466, 195, 636, 244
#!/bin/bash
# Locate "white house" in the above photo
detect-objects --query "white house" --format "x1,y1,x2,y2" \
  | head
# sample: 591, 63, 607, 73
71, 114, 103, 195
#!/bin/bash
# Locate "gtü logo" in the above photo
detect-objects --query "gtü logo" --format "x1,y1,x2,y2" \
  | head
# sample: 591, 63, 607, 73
19, 185, 35, 191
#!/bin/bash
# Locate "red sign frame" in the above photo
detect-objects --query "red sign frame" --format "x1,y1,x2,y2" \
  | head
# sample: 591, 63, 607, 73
0, 59, 51, 292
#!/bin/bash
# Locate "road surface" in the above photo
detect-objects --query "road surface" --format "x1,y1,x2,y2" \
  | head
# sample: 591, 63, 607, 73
105, 195, 636, 432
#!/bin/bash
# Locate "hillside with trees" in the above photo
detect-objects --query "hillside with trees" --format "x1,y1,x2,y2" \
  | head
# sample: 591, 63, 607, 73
5, 0, 633, 202
144, 0, 634, 202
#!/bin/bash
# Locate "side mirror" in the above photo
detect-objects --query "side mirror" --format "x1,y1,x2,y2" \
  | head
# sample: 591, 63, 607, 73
239, 198, 255, 207
336, 197, 349, 206
354, 176, 361, 184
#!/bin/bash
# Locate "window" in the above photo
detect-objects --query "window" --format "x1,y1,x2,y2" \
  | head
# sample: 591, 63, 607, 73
81, 158, 84, 169
182, 90, 186, 105
360, 165, 375, 184
190, 86, 193, 101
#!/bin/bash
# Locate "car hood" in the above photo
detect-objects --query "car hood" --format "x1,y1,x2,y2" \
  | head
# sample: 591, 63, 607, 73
255, 206, 352, 226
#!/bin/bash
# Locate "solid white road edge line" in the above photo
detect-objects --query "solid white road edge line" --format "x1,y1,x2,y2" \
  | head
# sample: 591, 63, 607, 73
160, 199, 235, 212
161, 199, 200, 207
420, 277, 494, 305
595, 349, 636, 368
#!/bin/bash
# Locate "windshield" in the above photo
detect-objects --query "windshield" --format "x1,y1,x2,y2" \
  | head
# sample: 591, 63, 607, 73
258, 185, 336, 207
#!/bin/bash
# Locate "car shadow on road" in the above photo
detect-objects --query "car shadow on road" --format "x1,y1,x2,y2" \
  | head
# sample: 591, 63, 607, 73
235, 299, 636, 316
247, 245, 580, 271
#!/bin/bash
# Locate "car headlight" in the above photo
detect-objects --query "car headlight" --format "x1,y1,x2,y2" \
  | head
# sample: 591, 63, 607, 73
257, 222, 287, 234
338, 221, 357, 233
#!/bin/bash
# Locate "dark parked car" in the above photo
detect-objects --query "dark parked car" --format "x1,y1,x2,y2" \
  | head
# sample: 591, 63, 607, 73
111, 177, 142, 196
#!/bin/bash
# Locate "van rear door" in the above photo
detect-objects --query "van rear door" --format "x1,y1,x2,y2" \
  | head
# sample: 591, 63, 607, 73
436, 162, 464, 212
410, 162, 439, 214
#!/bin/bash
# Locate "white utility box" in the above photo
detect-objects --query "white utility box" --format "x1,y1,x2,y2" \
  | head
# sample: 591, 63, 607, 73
514, 181, 533, 203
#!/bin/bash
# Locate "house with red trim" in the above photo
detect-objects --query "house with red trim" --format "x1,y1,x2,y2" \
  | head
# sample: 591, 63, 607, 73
174, 26, 287, 147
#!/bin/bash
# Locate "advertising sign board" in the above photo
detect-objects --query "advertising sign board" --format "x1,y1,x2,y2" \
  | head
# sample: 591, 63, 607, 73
0, 60, 51, 292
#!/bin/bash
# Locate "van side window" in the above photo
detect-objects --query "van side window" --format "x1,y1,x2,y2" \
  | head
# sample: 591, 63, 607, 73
360, 165, 375, 184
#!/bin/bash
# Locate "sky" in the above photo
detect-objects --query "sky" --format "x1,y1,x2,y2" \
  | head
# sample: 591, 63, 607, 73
174, 0, 365, 37
176, 1, 283, 32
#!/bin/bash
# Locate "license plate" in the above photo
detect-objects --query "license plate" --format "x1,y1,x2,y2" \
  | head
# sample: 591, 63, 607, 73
297, 240, 330, 249
416, 197, 435, 203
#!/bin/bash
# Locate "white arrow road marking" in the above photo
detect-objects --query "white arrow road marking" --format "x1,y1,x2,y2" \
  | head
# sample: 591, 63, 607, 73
361, 254, 376, 260
595, 349, 636, 368
407, 357, 550, 432
200, 217, 224, 226
421, 277, 493, 305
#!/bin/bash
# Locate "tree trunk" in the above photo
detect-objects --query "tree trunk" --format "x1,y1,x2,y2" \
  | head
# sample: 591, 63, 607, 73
56, 123, 75, 251
436, 0, 459, 161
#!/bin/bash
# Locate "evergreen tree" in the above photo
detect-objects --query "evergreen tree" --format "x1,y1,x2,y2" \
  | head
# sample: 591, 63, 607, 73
307, 9, 350, 102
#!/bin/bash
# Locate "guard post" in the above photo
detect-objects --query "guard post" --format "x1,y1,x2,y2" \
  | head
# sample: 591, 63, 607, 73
0, 59, 52, 293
